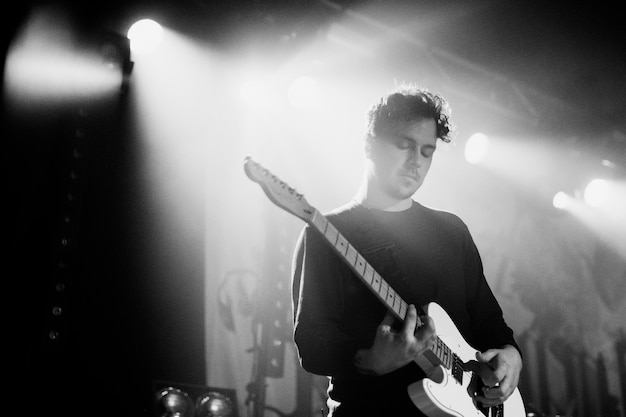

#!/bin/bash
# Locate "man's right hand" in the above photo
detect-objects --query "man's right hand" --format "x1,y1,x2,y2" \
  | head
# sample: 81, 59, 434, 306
353, 304, 437, 375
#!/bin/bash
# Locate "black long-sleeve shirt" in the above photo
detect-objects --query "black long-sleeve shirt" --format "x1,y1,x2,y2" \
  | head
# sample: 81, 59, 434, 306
291, 200, 520, 416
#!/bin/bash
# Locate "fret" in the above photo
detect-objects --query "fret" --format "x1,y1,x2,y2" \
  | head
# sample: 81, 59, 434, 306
442, 344, 450, 368
379, 280, 388, 301
324, 223, 339, 245
345, 245, 358, 267
391, 292, 402, 317
335, 234, 349, 256
436, 340, 452, 370
371, 273, 382, 293
312, 210, 327, 234
363, 263, 374, 285
354, 254, 367, 277
435, 340, 443, 361
439, 341, 446, 362
386, 287, 396, 309
399, 301, 407, 320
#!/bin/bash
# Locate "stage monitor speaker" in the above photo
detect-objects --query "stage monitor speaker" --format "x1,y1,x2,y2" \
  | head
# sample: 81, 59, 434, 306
152, 380, 239, 417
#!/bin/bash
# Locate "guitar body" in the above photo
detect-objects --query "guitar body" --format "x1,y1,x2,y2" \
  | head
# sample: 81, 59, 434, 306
408, 303, 526, 417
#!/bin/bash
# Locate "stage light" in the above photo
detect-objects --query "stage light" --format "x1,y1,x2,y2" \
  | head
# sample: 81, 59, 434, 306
287, 76, 320, 109
155, 387, 195, 417
584, 178, 608, 208
127, 19, 163, 55
552, 191, 569, 209
464, 133, 489, 164
152, 381, 239, 417
195, 391, 235, 417
5, 9, 131, 101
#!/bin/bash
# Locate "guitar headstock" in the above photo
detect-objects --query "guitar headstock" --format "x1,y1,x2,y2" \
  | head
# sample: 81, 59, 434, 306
243, 156, 316, 223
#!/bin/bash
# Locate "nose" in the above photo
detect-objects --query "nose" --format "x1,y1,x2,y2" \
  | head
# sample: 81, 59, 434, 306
407, 149, 420, 168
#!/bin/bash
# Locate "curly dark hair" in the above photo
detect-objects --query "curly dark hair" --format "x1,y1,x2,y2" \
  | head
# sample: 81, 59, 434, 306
364, 83, 455, 151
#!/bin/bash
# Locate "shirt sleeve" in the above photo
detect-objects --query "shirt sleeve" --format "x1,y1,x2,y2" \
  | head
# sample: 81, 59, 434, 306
291, 225, 363, 377
461, 223, 522, 356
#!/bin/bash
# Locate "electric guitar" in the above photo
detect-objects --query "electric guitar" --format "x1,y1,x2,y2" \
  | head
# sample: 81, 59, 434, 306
243, 156, 526, 417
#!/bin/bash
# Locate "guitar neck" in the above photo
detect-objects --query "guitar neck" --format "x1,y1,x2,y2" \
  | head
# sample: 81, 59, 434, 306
309, 208, 409, 321
309, 208, 458, 373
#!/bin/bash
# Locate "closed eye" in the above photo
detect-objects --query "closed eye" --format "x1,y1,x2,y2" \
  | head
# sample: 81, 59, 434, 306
391, 136, 436, 157
421, 145, 436, 158
394, 137, 414, 150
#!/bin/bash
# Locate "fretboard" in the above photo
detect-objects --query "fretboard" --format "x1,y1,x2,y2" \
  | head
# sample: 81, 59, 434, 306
310, 209, 409, 321
309, 208, 460, 377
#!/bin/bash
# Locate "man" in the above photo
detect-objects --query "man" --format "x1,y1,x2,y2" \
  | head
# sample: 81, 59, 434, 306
291, 84, 523, 416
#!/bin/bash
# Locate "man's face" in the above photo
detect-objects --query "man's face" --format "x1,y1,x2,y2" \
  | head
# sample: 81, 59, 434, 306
368, 118, 438, 201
